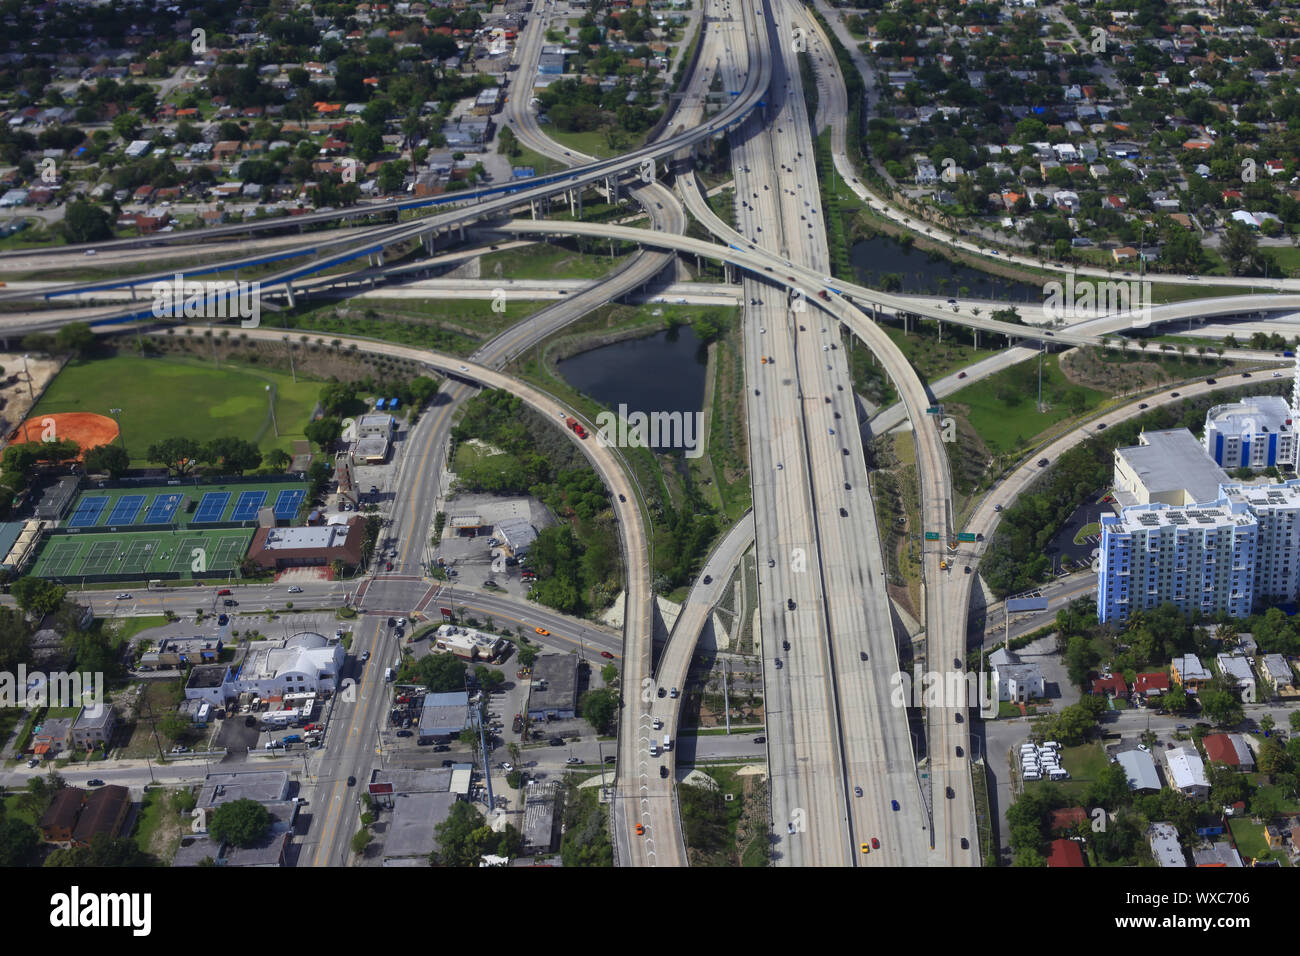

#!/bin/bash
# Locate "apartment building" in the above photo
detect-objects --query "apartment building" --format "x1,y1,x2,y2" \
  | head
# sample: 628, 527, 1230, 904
1204, 397, 1298, 470
1097, 500, 1257, 624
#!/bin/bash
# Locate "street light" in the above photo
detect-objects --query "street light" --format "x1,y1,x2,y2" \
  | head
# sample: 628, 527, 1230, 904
109, 408, 125, 457
21, 354, 32, 400
265, 384, 279, 437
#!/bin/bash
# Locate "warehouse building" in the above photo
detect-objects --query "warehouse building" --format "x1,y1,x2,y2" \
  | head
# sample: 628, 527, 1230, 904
246, 518, 365, 571
526, 653, 579, 721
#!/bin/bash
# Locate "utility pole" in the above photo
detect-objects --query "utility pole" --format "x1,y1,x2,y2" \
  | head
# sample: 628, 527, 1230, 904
1037, 342, 1045, 413
109, 408, 126, 457
284, 336, 296, 383
266, 384, 279, 437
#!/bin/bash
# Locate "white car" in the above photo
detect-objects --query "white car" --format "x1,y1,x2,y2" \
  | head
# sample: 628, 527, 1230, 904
115, 593, 131, 600
458, 365, 468, 372
84, 249, 97, 256
501, 762, 514, 772
287, 586, 302, 593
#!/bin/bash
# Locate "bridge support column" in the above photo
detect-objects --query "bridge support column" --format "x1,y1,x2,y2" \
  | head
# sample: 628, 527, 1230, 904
973, 329, 978, 349
284, 282, 296, 309
530, 199, 538, 219
458, 225, 465, 242
903, 313, 909, 334
576, 189, 583, 218
937, 319, 942, 343
128, 284, 136, 301
423, 233, 434, 256
374, 251, 385, 267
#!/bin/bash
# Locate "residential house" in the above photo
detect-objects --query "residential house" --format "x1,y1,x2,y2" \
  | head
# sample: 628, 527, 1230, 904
1171, 654, 1212, 691
1164, 747, 1210, 799
1202, 733, 1254, 771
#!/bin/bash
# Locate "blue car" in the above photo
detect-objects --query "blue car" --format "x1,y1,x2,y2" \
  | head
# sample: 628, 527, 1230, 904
891, 799, 900, 812
217, 614, 229, 626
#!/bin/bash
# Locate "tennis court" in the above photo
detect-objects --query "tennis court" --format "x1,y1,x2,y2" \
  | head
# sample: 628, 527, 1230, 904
273, 489, 305, 520
193, 492, 231, 523
31, 527, 255, 580
144, 493, 182, 524
67, 497, 109, 528
106, 494, 146, 526
231, 491, 267, 521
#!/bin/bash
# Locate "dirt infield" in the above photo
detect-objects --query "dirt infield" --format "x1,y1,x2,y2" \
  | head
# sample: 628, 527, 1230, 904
10, 412, 119, 459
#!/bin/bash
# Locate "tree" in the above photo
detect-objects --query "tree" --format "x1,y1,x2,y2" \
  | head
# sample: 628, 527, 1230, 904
83, 443, 130, 477
431, 801, 522, 866
413, 652, 466, 692
579, 687, 619, 734
265, 448, 292, 472
208, 798, 272, 848
62, 201, 113, 243
1198, 676, 1243, 727
351, 828, 372, 856
146, 437, 202, 477
202, 436, 262, 475
0, 818, 38, 866
11, 577, 66, 618
53, 323, 95, 357
304, 417, 343, 451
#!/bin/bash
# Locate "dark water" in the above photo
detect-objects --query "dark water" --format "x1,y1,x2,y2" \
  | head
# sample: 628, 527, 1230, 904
850, 234, 1042, 301
556, 326, 708, 450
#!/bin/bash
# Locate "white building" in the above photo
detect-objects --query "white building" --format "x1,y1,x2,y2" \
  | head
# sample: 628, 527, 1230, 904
1113, 429, 1230, 507
1219, 481, 1300, 604
1164, 747, 1210, 799
1261, 653, 1295, 693
1204, 397, 1297, 470
1215, 654, 1256, 701
229, 632, 345, 699
1147, 822, 1186, 867
1097, 499, 1257, 624
987, 647, 1044, 702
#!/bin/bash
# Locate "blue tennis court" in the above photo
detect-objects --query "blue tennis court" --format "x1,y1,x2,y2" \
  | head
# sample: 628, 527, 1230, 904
144, 493, 182, 524
273, 489, 305, 519
193, 492, 231, 523
106, 494, 145, 525
231, 490, 267, 521
67, 496, 109, 528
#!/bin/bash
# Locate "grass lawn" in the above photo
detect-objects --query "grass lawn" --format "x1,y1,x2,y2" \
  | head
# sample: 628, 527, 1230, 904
884, 325, 985, 384
945, 353, 1108, 456
132, 787, 168, 857
1073, 522, 1100, 545
107, 616, 169, 644
1022, 741, 1109, 799
506, 143, 564, 177
33, 355, 322, 466
1227, 818, 1288, 864
480, 241, 627, 280
543, 128, 644, 160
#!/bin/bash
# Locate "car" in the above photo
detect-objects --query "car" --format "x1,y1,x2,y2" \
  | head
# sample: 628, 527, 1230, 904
359, 651, 370, 663
217, 614, 228, 626
1096, 423, 1107, 430
1138, 403, 1148, 409
839, 507, 848, 517
534, 626, 550, 636
774, 658, 783, 669
946, 786, 954, 799
1242, 372, 1252, 378
27, 758, 38, 768
347, 775, 356, 786
458, 365, 468, 372
618, 493, 626, 502
960, 837, 969, 849
636, 823, 645, 836
396, 730, 413, 738
566, 756, 582, 765
549, 738, 564, 746
1273, 372, 1284, 378
669, 687, 679, 699
957, 371, 966, 379
244, 714, 257, 727
657, 687, 667, 698
754, 736, 766, 744
1206, 378, 1217, 385
994, 503, 1002, 512
441, 759, 455, 767
217, 589, 232, 596
1037, 458, 1049, 468
787, 598, 796, 611
955, 745, 964, 757
859, 651, 868, 662
115, 592, 131, 600
600, 650, 614, 659
84, 249, 97, 255
223, 599, 236, 607
502, 762, 515, 772
703, 574, 713, 585
964, 565, 972, 574
844, 482, 851, 490
955, 712, 963, 723
768, 558, 776, 568
854, 786, 863, 797
782, 640, 790, 651
1170, 392, 1180, 398
387, 617, 397, 628
860, 843, 870, 854
433, 744, 450, 752
287, 585, 302, 593
87, 779, 104, 787
891, 800, 900, 811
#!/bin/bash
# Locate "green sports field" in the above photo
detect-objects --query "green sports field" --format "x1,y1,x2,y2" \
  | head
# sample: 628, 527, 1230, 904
31, 527, 253, 580
31, 355, 321, 466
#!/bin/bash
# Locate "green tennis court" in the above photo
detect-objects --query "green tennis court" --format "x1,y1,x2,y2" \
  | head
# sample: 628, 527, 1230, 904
30, 527, 254, 580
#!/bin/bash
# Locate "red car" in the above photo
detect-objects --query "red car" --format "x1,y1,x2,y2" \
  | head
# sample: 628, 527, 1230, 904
385, 562, 393, 571
217, 588, 232, 596
600, 651, 615, 659
635, 823, 645, 836
871, 837, 880, 849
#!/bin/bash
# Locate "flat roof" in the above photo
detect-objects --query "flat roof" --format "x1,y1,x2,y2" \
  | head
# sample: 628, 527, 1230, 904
386, 791, 459, 859
199, 770, 291, 806
528, 653, 578, 713
1116, 428, 1230, 504
260, 525, 353, 550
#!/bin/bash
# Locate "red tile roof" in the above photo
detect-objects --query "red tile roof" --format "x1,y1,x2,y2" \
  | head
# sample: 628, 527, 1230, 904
1047, 838, 1085, 867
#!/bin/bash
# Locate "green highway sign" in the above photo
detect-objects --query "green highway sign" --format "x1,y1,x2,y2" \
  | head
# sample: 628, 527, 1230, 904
924, 531, 940, 541
957, 532, 977, 542
926, 406, 941, 415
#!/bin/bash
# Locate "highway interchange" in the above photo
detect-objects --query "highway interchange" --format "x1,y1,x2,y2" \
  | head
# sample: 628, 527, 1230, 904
7, 0, 1300, 869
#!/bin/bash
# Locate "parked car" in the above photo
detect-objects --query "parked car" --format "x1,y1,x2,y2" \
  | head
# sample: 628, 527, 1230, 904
287, 586, 302, 593
86, 779, 105, 787
115, 593, 131, 600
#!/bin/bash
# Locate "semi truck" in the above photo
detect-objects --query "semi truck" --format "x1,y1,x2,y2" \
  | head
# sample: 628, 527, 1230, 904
564, 416, 588, 439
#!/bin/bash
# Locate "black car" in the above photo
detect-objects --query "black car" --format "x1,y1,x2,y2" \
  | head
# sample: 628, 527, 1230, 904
618, 494, 626, 502
946, 786, 954, 799
347, 775, 356, 787
1171, 392, 1180, 398
1138, 403, 1148, 409
244, 715, 257, 728
841, 448, 850, 456
1037, 458, 1049, 467
859, 651, 868, 661
396, 730, 412, 738
786, 598, 796, 611
1096, 422, 1107, 430
660, 765, 669, 778
839, 507, 848, 517
549, 737, 564, 746
960, 837, 969, 849
703, 575, 712, 585
782, 640, 790, 651
754, 736, 766, 744
442, 759, 455, 767
387, 617, 396, 628
955, 712, 963, 724
1206, 378, 1216, 385
844, 482, 851, 490
955, 746, 964, 758
433, 744, 450, 752
657, 687, 667, 698
954, 657, 962, 668
217, 614, 228, 626
223, 599, 237, 607
1242, 372, 1252, 378
87, 779, 104, 787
